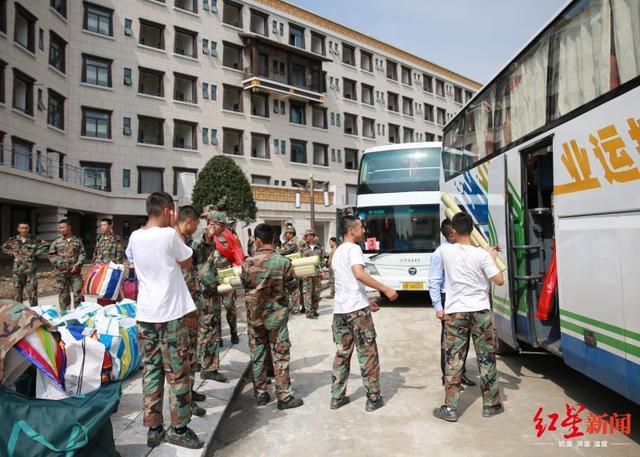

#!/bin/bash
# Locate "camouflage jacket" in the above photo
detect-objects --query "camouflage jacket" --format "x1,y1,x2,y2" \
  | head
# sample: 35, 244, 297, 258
278, 237, 299, 256
192, 233, 219, 295
182, 236, 199, 299
241, 248, 297, 327
213, 232, 234, 271
1, 235, 49, 273
48, 236, 86, 274
300, 242, 324, 260
92, 234, 125, 265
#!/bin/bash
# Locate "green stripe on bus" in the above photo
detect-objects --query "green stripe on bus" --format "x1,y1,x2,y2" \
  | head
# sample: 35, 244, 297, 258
560, 309, 640, 343
560, 320, 640, 358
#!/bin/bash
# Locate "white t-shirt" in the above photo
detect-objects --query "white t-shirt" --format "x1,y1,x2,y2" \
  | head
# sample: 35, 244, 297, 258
332, 242, 369, 314
439, 243, 500, 314
128, 226, 196, 323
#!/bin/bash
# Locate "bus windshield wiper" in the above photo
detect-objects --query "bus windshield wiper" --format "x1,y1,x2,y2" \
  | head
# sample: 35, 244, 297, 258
368, 252, 384, 261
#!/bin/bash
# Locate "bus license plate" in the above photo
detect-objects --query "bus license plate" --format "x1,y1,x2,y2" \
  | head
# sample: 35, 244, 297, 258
401, 282, 425, 290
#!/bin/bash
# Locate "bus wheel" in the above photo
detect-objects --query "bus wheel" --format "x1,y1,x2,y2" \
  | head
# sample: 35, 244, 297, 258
496, 337, 517, 355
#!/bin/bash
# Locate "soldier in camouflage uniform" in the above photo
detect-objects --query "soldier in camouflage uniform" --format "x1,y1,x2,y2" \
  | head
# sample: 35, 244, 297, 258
300, 229, 324, 319
327, 237, 337, 298
48, 219, 86, 311
92, 218, 125, 265
241, 223, 304, 410
191, 208, 228, 383
1, 221, 49, 306
178, 206, 207, 418
278, 226, 302, 313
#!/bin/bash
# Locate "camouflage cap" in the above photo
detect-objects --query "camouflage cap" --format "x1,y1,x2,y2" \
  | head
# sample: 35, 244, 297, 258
285, 226, 297, 235
203, 208, 228, 224
304, 228, 316, 236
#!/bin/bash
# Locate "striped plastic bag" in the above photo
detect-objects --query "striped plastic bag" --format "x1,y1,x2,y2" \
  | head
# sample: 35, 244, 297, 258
93, 315, 140, 380
82, 262, 125, 300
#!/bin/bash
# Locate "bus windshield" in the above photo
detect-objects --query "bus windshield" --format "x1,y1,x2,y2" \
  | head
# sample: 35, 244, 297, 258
358, 147, 440, 194
358, 205, 440, 253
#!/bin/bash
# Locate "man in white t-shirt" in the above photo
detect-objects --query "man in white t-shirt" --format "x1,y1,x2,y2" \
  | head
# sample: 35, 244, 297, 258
330, 215, 398, 412
433, 211, 505, 423
128, 192, 203, 450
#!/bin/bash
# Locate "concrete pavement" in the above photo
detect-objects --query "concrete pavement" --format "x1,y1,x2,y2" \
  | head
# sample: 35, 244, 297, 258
210, 294, 640, 457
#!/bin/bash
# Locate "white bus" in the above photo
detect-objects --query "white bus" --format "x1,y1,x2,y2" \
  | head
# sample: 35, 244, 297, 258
357, 142, 442, 293
441, 0, 640, 403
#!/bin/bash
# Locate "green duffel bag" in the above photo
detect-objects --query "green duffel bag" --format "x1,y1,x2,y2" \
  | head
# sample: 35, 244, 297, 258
0, 382, 121, 457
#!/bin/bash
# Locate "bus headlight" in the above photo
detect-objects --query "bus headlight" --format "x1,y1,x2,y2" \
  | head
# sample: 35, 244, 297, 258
365, 263, 380, 275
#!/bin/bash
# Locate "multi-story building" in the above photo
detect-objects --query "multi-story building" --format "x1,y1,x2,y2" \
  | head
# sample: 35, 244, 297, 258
0, 0, 480, 253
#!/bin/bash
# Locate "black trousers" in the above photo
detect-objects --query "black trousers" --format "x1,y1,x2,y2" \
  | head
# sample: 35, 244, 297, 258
439, 294, 470, 377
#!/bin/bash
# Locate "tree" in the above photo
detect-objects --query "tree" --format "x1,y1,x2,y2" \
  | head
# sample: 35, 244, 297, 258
191, 155, 257, 224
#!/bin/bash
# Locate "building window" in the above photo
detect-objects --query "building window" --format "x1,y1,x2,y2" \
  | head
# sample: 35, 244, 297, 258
138, 167, 163, 194
84, 2, 113, 37
202, 82, 209, 99
47, 89, 65, 130
425, 132, 435, 142
346, 184, 357, 206
137, 115, 164, 145
81, 161, 110, 191
289, 23, 304, 48
138, 67, 164, 97
173, 119, 197, 150
223, 128, 243, 155
0, 61, 6, 104
174, 27, 197, 58
211, 84, 217, 100
14, 3, 37, 53
211, 128, 218, 145
222, 84, 243, 112
290, 139, 307, 164
344, 113, 358, 136
362, 117, 375, 139
222, 41, 242, 69
139, 19, 164, 49
387, 91, 399, 112
401, 65, 412, 85
124, 67, 133, 86
49, 31, 66, 73
435, 78, 445, 97
0, 0, 6, 34
123, 168, 130, 188
82, 107, 111, 139
361, 83, 374, 105
345, 148, 358, 170
51, 0, 67, 18
402, 96, 413, 116
250, 92, 269, 117
360, 50, 373, 72
454, 86, 463, 104
290, 101, 306, 125
123, 116, 131, 135
424, 103, 434, 122
124, 18, 133, 36
386, 60, 398, 80
291, 63, 305, 88
250, 9, 267, 36
311, 106, 327, 129
312, 143, 328, 167
403, 127, 414, 142
388, 123, 399, 143
342, 43, 356, 66
251, 174, 270, 185
311, 31, 324, 55
437, 107, 446, 125
251, 133, 270, 159
174, 72, 197, 103
10, 137, 32, 171
222, 0, 242, 28
82, 54, 112, 87
465, 90, 474, 102
175, 0, 196, 14
423, 74, 433, 93
343, 78, 357, 101
12, 69, 34, 116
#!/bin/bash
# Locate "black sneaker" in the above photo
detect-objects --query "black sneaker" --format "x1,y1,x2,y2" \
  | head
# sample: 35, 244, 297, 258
201, 370, 227, 383
482, 404, 504, 418
256, 392, 271, 406
365, 397, 384, 412
231, 332, 240, 344
147, 427, 165, 447
330, 396, 350, 410
191, 402, 206, 417
432, 405, 459, 422
219, 339, 224, 348
191, 390, 206, 402
277, 397, 304, 410
461, 373, 476, 387
166, 427, 204, 449
313, 311, 319, 318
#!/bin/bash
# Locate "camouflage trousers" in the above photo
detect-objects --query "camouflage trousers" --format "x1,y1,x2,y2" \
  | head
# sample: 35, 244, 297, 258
13, 270, 38, 306
138, 317, 192, 428
331, 307, 381, 401
302, 276, 321, 316
443, 309, 501, 410
55, 273, 83, 311
185, 311, 199, 383
328, 270, 335, 298
217, 290, 238, 338
287, 284, 301, 313
247, 307, 294, 402
199, 292, 222, 373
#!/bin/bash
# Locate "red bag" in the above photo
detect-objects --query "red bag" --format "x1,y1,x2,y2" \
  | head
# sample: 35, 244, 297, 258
536, 241, 557, 320
214, 229, 245, 266
122, 268, 138, 301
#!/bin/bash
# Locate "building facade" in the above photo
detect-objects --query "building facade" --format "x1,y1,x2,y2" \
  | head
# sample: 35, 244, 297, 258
0, 0, 480, 253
